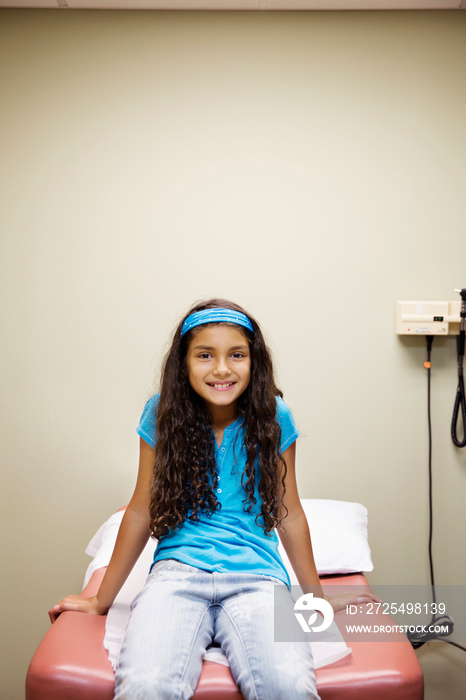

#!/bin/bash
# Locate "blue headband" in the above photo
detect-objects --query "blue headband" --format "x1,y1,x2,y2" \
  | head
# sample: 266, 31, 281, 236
181, 308, 254, 337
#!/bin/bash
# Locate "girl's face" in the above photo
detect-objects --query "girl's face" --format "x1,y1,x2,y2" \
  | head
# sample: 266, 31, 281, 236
185, 325, 251, 417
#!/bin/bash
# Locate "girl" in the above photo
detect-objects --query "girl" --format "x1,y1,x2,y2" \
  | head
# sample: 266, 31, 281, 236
53, 299, 375, 700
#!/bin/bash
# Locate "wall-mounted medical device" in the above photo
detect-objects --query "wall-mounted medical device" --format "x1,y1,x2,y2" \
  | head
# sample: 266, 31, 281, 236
396, 299, 461, 336
396, 291, 466, 654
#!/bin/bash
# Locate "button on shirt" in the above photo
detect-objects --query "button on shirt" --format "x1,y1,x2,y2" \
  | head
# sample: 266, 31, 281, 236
137, 394, 299, 587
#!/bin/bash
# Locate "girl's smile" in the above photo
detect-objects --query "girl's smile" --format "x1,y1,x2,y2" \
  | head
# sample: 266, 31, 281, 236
186, 325, 251, 420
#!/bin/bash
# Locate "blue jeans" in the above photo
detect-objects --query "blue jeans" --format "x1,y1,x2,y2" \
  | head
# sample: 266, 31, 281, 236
114, 559, 319, 700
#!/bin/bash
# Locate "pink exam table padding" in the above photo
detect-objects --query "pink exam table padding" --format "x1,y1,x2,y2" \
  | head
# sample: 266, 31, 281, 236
26, 570, 423, 700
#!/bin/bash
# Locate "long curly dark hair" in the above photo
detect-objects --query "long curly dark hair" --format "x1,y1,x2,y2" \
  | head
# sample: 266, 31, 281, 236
149, 299, 288, 539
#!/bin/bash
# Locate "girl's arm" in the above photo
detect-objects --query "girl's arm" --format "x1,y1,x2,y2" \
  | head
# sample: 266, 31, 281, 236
277, 442, 380, 612
50, 438, 155, 620
277, 442, 324, 597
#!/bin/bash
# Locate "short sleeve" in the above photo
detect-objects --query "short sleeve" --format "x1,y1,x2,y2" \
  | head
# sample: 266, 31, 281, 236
137, 394, 160, 449
275, 396, 299, 452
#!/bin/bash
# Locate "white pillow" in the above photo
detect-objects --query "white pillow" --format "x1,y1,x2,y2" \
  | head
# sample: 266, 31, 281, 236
278, 499, 373, 579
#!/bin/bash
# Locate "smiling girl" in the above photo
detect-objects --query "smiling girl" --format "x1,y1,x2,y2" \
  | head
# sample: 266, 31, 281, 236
52, 299, 374, 700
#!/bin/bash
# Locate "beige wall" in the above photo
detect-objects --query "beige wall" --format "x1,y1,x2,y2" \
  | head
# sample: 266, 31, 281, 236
1, 8, 466, 699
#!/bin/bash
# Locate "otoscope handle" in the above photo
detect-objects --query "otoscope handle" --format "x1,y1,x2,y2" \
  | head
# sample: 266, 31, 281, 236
454, 289, 466, 333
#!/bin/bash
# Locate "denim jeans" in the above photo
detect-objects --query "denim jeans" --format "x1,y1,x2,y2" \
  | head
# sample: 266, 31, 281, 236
114, 559, 319, 700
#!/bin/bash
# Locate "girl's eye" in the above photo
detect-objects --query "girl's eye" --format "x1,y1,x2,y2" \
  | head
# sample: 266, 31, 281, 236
231, 353, 245, 359
198, 353, 212, 359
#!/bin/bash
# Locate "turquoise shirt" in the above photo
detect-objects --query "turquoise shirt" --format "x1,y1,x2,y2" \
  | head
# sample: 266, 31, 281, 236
137, 394, 299, 587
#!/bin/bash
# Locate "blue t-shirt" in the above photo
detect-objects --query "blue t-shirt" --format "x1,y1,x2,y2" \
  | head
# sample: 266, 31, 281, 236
137, 394, 299, 587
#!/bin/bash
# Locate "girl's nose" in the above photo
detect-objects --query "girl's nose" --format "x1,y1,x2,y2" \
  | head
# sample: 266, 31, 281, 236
213, 357, 230, 376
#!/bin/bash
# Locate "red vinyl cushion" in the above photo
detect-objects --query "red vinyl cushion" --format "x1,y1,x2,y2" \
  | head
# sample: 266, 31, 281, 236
26, 571, 423, 700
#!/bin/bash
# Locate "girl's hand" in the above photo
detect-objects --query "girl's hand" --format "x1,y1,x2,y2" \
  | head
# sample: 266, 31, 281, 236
48, 594, 108, 623
324, 591, 383, 614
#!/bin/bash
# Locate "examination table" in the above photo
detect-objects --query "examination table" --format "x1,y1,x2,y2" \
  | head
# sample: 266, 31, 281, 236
26, 500, 424, 700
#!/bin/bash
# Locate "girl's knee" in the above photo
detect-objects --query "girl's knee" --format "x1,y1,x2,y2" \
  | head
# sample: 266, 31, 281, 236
114, 676, 155, 700
114, 673, 195, 700
272, 672, 320, 700
241, 647, 319, 700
